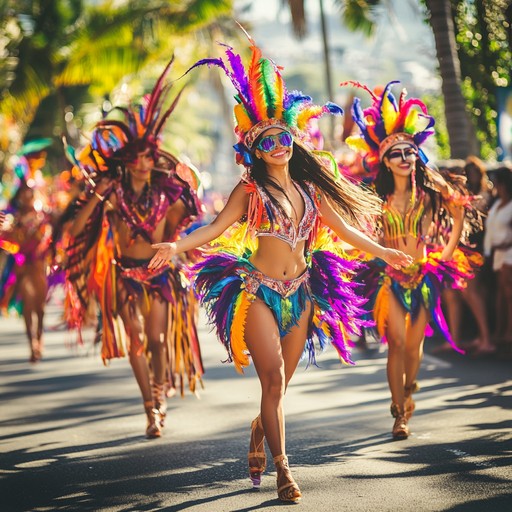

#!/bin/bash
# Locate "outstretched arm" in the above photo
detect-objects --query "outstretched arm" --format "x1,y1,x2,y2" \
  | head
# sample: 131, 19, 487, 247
68, 179, 112, 238
319, 193, 413, 268
149, 182, 249, 270
440, 203, 465, 261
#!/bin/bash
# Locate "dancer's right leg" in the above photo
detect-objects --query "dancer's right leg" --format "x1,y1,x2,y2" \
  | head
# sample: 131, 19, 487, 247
119, 296, 160, 438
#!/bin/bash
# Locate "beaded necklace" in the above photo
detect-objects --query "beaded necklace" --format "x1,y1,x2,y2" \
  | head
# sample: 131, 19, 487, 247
115, 182, 169, 243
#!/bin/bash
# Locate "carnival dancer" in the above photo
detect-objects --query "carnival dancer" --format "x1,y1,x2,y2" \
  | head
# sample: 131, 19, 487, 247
150, 35, 411, 501
0, 139, 53, 362
65, 58, 204, 438
343, 81, 483, 439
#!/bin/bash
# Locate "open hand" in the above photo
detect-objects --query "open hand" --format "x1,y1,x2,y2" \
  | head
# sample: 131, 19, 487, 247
149, 242, 177, 270
382, 248, 413, 270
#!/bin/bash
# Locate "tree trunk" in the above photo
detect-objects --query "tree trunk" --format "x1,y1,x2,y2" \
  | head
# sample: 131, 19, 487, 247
426, 0, 477, 158
319, 0, 335, 148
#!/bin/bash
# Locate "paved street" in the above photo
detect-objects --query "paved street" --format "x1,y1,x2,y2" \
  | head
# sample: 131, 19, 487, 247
0, 304, 511, 512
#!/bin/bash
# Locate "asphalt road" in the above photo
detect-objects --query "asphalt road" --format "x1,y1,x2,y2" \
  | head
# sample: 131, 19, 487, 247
0, 304, 511, 512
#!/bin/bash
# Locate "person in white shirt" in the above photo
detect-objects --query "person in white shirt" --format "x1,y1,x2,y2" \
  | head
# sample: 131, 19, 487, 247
484, 167, 512, 346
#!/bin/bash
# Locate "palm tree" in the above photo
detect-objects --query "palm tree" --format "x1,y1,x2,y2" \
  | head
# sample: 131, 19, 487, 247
285, 0, 477, 158
424, 0, 476, 158
340, 0, 477, 157
0, 0, 232, 148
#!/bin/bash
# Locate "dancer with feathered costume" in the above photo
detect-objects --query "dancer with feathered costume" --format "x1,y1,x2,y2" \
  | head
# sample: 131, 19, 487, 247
0, 139, 54, 362
343, 81, 483, 440
150, 31, 411, 502
63, 57, 204, 439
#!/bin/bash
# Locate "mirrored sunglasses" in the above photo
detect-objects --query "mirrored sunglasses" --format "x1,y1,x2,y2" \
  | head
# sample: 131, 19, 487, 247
256, 131, 294, 153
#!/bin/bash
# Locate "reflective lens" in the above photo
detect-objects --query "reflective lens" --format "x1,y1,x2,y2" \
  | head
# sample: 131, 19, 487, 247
387, 147, 418, 161
256, 131, 293, 152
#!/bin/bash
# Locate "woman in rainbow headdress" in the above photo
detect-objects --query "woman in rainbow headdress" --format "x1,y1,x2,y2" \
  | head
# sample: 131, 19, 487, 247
62, 58, 204, 439
150, 36, 411, 502
343, 81, 483, 440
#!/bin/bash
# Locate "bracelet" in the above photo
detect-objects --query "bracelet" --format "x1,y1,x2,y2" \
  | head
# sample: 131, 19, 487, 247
93, 191, 105, 202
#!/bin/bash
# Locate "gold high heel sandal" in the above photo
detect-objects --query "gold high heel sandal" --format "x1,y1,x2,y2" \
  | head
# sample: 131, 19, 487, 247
248, 415, 266, 488
152, 381, 167, 427
273, 454, 302, 503
390, 402, 410, 440
144, 400, 162, 439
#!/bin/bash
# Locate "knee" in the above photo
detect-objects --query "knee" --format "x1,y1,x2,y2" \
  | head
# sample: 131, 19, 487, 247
147, 336, 166, 355
405, 343, 422, 359
260, 371, 286, 400
388, 336, 406, 353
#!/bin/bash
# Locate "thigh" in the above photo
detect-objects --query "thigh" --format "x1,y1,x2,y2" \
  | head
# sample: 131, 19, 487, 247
244, 298, 283, 378
281, 300, 311, 385
406, 304, 428, 351
385, 292, 408, 347
117, 280, 144, 343
144, 295, 168, 344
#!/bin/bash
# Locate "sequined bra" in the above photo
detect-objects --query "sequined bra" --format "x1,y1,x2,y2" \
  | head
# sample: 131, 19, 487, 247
381, 189, 434, 246
243, 178, 318, 250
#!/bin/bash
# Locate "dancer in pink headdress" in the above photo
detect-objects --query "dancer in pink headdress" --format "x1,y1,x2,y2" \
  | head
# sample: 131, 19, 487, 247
63, 58, 204, 438
344, 81, 483, 439
150, 34, 411, 501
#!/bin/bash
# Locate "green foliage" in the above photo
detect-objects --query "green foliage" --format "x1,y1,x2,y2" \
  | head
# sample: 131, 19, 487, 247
338, 0, 382, 37
0, 0, 233, 173
422, 93, 450, 160
453, 0, 510, 159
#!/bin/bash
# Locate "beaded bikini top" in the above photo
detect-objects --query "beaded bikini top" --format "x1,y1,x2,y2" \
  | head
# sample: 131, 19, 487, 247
243, 177, 318, 250
381, 189, 434, 247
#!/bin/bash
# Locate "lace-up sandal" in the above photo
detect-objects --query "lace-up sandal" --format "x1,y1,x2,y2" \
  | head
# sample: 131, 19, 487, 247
152, 381, 167, 427
144, 401, 162, 439
273, 454, 302, 503
248, 415, 266, 488
390, 402, 410, 440
404, 381, 419, 420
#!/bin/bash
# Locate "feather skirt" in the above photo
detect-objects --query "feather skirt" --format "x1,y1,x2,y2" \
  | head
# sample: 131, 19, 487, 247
359, 246, 483, 352
192, 249, 370, 373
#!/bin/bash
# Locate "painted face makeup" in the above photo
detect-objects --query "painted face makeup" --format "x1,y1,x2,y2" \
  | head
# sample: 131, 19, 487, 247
386, 146, 418, 161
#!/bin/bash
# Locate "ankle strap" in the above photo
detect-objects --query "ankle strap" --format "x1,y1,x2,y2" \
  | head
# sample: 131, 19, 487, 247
273, 454, 288, 465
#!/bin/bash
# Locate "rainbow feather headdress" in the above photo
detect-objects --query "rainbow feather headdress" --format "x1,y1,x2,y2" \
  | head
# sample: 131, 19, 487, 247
343, 81, 435, 182
188, 27, 343, 166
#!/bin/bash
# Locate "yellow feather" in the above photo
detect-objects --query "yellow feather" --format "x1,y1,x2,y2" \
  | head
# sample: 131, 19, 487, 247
230, 290, 252, 373
374, 280, 390, 338
296, 106, 322, 131
234, 104, 253, 133
345, 136, 370, 153
273, 69, 284, 119
403, 109, 419, 134
381, 93, 399, 134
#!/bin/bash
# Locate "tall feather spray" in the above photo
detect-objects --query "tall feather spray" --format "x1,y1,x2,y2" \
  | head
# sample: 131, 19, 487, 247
342, 81, 435, 182
183, 25, 342, 165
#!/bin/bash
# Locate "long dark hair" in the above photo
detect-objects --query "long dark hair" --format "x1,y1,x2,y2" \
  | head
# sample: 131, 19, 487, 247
249, 140, 381, 230
374, 159, 438, 212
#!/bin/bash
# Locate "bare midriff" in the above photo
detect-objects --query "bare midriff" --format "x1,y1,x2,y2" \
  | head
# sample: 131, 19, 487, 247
114, 214, 167, 260
249, 236, 308, 280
